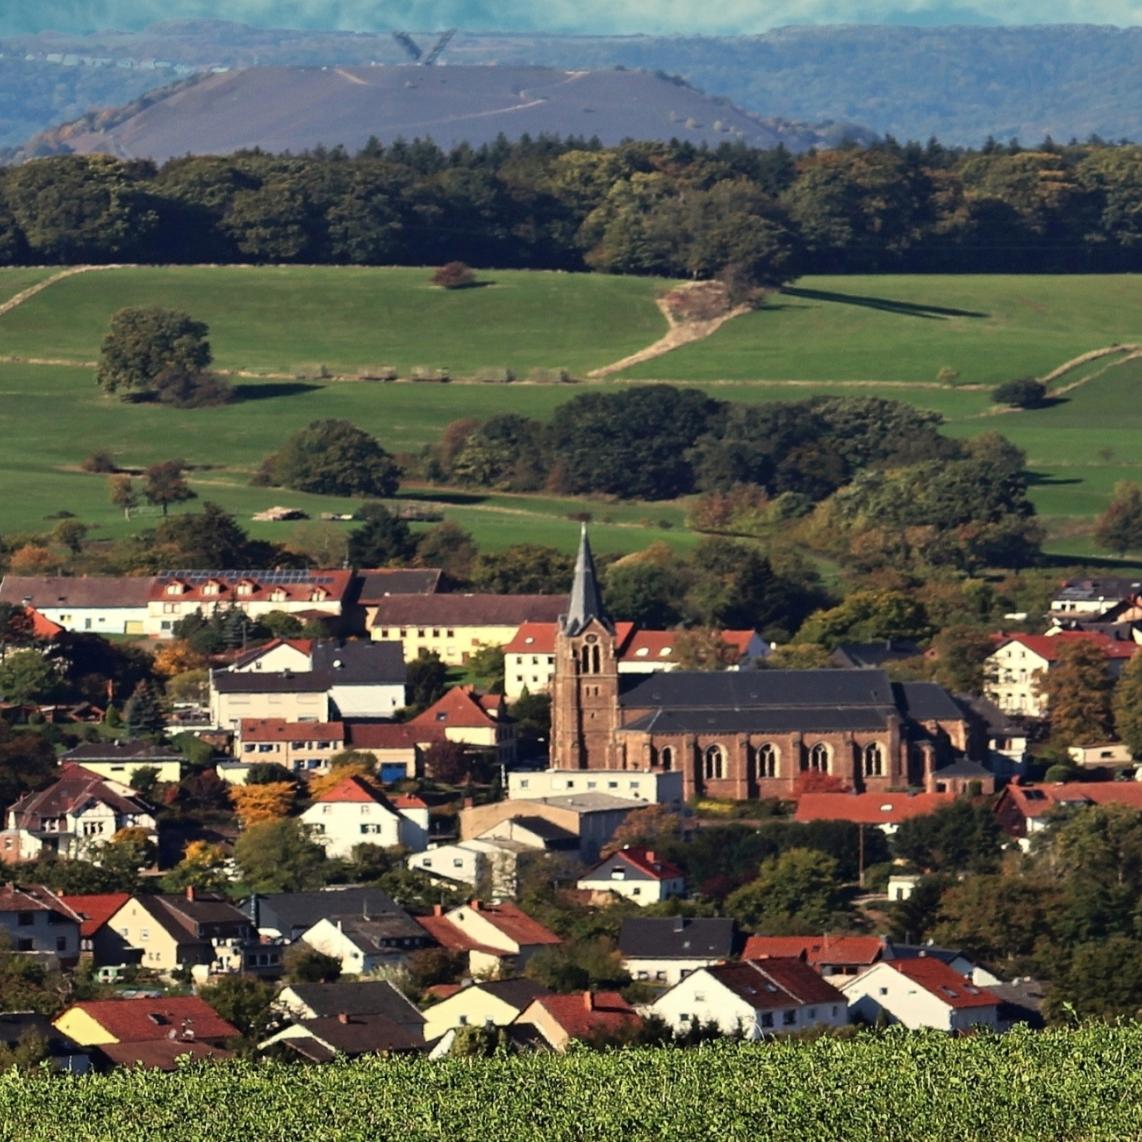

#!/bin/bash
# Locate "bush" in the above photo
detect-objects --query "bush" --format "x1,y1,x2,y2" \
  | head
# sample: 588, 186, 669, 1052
993, 377, 1047, 407
81, 450, 117, 473
153, 368, 233, 409
432, 261, 477, 289
257, 419, 401, 497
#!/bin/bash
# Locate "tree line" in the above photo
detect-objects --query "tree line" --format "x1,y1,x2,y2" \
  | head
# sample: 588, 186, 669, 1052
4, 135, 1142, 275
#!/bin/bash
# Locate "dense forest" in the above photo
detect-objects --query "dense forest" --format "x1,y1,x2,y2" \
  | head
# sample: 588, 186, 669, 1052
3, 136, 1142, 275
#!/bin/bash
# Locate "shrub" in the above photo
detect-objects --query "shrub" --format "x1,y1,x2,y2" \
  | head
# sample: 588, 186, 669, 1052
81, 450, 117, 473
153, 368, 233, 409
257, 419, 401, 497
993, 377, 1047, 407
432, 261, 477, 289
936, 366, 960, 384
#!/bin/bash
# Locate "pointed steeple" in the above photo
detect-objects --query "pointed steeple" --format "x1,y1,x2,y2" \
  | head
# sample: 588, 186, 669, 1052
564, 523, 610, 635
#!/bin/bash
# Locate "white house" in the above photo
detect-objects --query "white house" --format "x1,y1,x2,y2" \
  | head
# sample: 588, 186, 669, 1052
407, 839, 519, 896
298, 913, 433, 975
508, 768, 684, 809
299, 775, 429, 859
415, 900, 561, 976
842, 958, 1002, 1032
59, 741, 183, 786
0, 884, 82, 964
653, 959, 849, 1039
618, 916, 738, 987
0, 576, 153, 636
577, 846, 685, 906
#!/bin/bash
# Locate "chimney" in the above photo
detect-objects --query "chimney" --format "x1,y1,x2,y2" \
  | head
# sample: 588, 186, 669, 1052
463, 797, 474, 810
337, 1012, 351, 1024
185, 885, 196, 902
471, 899, 481, 912
645, 851, 656, 865
432, 904, 443, 917
583, 990, 594, 1011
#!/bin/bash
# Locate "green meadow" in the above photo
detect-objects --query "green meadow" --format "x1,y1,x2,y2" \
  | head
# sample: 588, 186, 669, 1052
0, 266, 1139, 562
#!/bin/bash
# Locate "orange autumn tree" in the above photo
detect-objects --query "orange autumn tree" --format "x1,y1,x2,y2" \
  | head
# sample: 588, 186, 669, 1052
230, 782, 296, 827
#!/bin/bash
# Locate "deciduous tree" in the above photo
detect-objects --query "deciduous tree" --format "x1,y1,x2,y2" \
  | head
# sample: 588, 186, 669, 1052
97, 307, 212, 396
1035, 640, 1115, 747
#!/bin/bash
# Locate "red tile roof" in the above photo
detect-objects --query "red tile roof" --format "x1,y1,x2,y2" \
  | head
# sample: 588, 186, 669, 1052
502, 621, 755, 663
410, 686, 502, 730
741, 934, 884, 969
527, 991, 640, 1041
461, 901, 562, 948
999, 780, 1142, 821
149, 571, 354, 606
605, 846, 684, 881
311, 774, 390, 806
62, 997, 238, 1043
794, 792, 957, 826
389, 794, 429, 810
58, 893, 132, 938
708, 958, 847, 1008
95, 1040, 234, 1070
238, 718, 345, 743
347, 723, 444, 750
0, 884, 77, 919
26, 607, 64, 640
994, 631, 1139, 662
885, 959, 1000, 1009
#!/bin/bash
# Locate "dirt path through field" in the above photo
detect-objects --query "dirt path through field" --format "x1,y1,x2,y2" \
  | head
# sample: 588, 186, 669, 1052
0, 265, 117, 321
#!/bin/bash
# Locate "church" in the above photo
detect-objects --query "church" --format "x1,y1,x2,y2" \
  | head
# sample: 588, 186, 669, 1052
550, 527, 972, 801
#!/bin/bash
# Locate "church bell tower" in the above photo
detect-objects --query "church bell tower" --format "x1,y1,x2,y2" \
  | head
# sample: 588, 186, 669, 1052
551, 524, 620, 770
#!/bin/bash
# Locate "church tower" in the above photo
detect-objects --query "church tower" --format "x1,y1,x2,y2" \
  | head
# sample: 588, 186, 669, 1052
551, 524, 620, 770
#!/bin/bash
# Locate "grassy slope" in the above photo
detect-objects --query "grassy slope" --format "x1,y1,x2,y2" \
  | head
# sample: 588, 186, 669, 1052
0, 267, 59, 305
620, 275, 1142, 384
0, 266, 671, 376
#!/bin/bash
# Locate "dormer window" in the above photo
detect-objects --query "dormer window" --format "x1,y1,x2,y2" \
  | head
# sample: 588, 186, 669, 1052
202, 581, 221, 596
310, 588, 328, 602
270, 589, 287, 602
165, 583, 183, 595
236, 581, 256, 596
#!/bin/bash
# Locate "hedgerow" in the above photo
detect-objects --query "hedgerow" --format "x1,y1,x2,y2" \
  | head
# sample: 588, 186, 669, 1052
2, 1026, 1141, 1141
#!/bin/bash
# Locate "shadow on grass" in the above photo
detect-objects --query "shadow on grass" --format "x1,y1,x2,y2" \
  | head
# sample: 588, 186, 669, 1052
1038, 552, 1142, 571
398, 489, 489, 506
781, 287, 988, 320
231, 382, 322, 402
1026, 470, 1083, 488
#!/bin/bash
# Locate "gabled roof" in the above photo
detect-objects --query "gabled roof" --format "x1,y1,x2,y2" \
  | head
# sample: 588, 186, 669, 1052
371, 594, 568, 629
282, 1014, 423, 1056
238, 718, 345, 743
346, 722, 444, 750
881, 958, 999, 1009
992, 631, 1139, 662
794, 792, 957, 826
61, 741, 183, 764
148, 569, 354, 605
352, 568, 443, 604
410, 686, 504, 730
284, 980, 426, 1025
998, 780, 1142, 821
416, 902, 561, 953
316, 914, 429, 952
705, 958, 846, 1008
243, 887, 403, 936
231, 638, 314, 670
472, 978, 553, 1009
584, 846, 684, 882
7, 765, 153, 831
59, 893, 132, 938
741, 934, 884, 969
310, 774, 393, 807
893, 681, 966, 722
126, 893, 251, 945
525, 991, 639, 1040
214, 639, 405, 692
0, 884, 79, 921
620, 668, 895, 710
61, 997, 238, 1043
94, 1040, 233, 1070
619, 916, 737, 959
831, 640, 924, 668
0, 575, 154, 609
25, 608, 64, 640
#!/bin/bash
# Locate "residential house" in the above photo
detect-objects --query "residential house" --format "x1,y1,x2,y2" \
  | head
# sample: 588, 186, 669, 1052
577, 846, 685, 906
954, 693, 1029, 775
210, 638, 406, 728
507, 768, 685, 809
0, 1013, 91, 1073
830, 640, 925, 669
842, 958, 1002, 1032
653, 958, 849, 1039
146, 569, 356, 638
1049, 577, 1142, 619
58, 892, 133, 966
994, 781, 1142, 847
258, 1014, 424, 1062
514, 990, 641, 1051
0, 884, 81, 964
105, 888, 278, 980
883, 943, 1002, 987
298, 774, 429, 858
0, 575, 153, 636
92, 1040, 234, 1071
415, 900, 561, 976
299, 913, 433, 974
59, 741, 183, 785
740, 934, 886, 984
242, 887, 405, 942
348, 568, 443, 633
422, 978, 552, 1042
618, 916, 739, 986
274, 980, 427, 1031
458, 793, 641, 862
503, 620, 766, 700
793, 791, 958, 835
409, 686, 515, 766
1067, 742, 1134, 770
55, 996, 238, 1048
0, 764, 158, 864
234, 718, 346, 774
370, 593, 567, 664
345, 722, 441, 783
985, 632, 1138, 717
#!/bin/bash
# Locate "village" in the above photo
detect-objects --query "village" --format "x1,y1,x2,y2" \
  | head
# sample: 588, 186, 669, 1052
0, 526, 1136, 1070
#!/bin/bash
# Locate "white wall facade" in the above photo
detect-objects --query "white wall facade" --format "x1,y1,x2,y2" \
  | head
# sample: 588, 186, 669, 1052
36, 605, 148, 636
508, 769, 684, 807
622, 956, 725, 987
842, 963, 1001, 1032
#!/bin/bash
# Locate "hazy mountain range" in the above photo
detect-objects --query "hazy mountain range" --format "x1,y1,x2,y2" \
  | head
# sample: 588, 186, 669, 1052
4, 22, 1142, 152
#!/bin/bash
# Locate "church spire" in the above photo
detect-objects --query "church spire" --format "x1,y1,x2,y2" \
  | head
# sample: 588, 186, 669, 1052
564, 523, 610, 635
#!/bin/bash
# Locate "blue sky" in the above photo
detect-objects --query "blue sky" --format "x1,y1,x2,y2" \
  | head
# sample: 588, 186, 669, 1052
4, 1, 1142, 36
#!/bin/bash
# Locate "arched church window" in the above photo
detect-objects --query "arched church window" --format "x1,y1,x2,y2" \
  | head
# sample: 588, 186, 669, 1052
703, 744, 725, 781
863, 742, 884, 777
660, 746, 674, 771
808, 743, 830, 772
758, 742, 779, 778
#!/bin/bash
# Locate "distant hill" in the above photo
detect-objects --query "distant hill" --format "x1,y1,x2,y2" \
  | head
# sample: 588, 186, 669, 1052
31, 65, 846, 160
3, 22, 1142, 151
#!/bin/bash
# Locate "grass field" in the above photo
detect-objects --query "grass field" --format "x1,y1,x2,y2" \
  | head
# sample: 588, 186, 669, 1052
620, 275, 1142, 384
0, 267, 60, 306
0, 267, 1140, 562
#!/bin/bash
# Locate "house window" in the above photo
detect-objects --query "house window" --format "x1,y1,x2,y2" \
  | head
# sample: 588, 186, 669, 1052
56, 937, 68, 952
16, 939, 33, 952
760, 1012, 773, 1028
878, 987, 889, 996
360, 824, 384, 835
863, 742, 884, 777
703, 744, 725, 781
782, 1010, 796, 1026
16, 913, 33, 927
655, 971, 666, 982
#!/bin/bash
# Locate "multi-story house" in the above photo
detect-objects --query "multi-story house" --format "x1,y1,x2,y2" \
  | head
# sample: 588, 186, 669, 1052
0, 884, 81, 964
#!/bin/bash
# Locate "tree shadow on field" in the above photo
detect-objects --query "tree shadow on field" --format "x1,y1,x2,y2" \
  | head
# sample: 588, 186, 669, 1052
781, 287, 988, 320
399, 489, 488, 507
231, 382, 322, 402
1026, 470, 1082, 488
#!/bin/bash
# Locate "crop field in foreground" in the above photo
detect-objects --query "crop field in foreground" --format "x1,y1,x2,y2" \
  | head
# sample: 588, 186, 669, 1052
0, 267, 1140, 563
0, 1026, 1138, 1141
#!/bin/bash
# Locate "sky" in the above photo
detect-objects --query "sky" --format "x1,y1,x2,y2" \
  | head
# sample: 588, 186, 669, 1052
4, 1, 1142, 37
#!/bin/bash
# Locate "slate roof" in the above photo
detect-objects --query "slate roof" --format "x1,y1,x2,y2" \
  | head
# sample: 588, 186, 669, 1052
320, 914, 431, 952
893, 681, 966, 722
213, 639, 405, 692
243, 887, 403, 938
564, 524, 610, 636
0, 575, 154, 609
371, 594, 568, 629
280, 1015, 423, 1057
61, 741, 183, 764
619, 917, 737, 959
622, 707, 890, 734
708, 958, 846, 1008
94, 1040, 234, 1070
474, 978, 553, 1009
130, 893, 251, 944
620, 669, 895, 710
932, 757, 994, 780
353, 568, 443, 603
7, 765, 153, 831
831, 640, 924, 668
285, 981, 426, 1025
61, 997, 238, 1043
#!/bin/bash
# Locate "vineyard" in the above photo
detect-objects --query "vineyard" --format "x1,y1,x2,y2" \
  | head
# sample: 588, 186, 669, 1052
2, 1025, 1141, 1140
